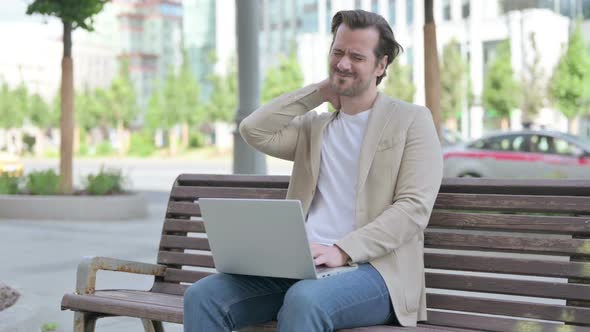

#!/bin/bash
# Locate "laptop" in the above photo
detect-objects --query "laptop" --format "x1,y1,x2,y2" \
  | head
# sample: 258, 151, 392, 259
199, 198, 358, 279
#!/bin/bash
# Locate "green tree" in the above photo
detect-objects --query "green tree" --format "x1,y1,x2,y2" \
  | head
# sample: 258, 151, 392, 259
382, 60, 416, 103
206, 58, 237, 123
29, 93, 56, 129
521, 32, 546, 124
482, 41, 520, 128
549, 24, 590, 133
27, 0, 108, 193
0, 82, 26, 129
440, 39, 468, 123
261, 51, 304, 104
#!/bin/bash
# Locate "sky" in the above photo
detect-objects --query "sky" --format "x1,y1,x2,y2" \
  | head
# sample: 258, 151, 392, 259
0, 0, 59, 24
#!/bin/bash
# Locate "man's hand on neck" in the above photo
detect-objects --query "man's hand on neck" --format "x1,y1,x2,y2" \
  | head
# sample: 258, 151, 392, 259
318, 79, 378, 116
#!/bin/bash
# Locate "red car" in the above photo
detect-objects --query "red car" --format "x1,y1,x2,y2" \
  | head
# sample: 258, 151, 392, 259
443, 130, 590, 179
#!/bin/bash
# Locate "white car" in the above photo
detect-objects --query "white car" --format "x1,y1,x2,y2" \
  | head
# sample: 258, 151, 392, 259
443, 130, 590, 179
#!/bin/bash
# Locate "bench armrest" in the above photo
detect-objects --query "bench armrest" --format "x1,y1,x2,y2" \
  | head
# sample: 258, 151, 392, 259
76, 256, 167, 295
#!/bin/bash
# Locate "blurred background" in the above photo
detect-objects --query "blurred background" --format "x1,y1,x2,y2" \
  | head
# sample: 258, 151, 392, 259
0, 0, 589, 185
1, 2, 590, 331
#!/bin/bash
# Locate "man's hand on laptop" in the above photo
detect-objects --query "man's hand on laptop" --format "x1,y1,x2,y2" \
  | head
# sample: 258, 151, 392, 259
311, 243, 350, 267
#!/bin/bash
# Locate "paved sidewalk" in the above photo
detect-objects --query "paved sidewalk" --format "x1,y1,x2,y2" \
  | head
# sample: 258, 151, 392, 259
0, 192, 183, 332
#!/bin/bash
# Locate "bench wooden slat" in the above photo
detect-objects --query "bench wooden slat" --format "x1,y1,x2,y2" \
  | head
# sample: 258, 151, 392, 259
425, 253, 590, 280
430, 211, 590, 235
435, 193, 590, 214
440, 178, 590, 196
164, 268, 214, 284
163, 219, 205, 233
176, 174, 289, 188
167, 202, 201, 217
426, 272, 590, 301
427, 293, 590, 324
157, 251, 215, 268
61, 292, 183, 324
425, 232, 590, 256
423, 310, 590, 332
160, 235, 210, 251
152, 282, 188, 296
171, 186, 287, 200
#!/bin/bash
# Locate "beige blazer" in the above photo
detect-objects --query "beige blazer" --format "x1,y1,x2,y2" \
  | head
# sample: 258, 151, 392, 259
239, 83, 443, 327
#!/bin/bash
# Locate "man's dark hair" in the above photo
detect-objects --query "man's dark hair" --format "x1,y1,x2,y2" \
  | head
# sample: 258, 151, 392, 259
330, 10, 403, 86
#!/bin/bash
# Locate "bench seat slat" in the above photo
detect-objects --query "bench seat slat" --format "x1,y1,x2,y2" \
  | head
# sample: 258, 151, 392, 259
157, 251, 214, 268
435, 193, 590, 214
425, 232, 590, 256
163, 219, 205, 233
430, 212, 590, 235
427, 293, 590, 324
160, 235, 210, 251
425, 253, 590, 280
61, 291, 183, 324
439, 178, 590, 196
426, 272, 590, 301
171, 186, 287, 200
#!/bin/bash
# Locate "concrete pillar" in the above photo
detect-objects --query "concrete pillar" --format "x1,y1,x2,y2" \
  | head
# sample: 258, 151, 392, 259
233, 0, 267, 175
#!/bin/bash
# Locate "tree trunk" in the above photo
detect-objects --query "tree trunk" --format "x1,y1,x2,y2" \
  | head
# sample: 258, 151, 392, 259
60, 20, 74, 194
117, 120, 125, 156
424, 0, 442, 140
169, 127, 178, 157
569, 116, 579, 135
181, 122, 190, 148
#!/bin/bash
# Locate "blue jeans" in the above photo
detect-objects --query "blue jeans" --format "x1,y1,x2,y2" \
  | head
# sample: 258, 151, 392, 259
183, 264, 396, 332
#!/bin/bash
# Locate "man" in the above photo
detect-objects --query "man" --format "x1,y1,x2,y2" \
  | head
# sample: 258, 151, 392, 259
184, 9, 442, 331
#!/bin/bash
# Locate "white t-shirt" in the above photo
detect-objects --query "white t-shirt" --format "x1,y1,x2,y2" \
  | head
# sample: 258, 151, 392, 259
305, 109, 371, 245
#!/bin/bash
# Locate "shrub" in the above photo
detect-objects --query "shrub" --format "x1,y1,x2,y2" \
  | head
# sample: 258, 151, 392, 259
128, 132, 156, 157
26, 170, 60, 195
84, 167, 126, 195
0, 174, 20, 195
189, 132, 205, 148
95, 142, 115, 156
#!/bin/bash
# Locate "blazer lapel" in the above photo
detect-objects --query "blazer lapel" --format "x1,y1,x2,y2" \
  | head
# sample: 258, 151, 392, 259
310, 111, 338, 181
356, 92, 396, 191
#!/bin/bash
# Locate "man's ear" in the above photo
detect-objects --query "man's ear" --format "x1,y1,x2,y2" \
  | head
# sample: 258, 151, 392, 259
377, 55, 388, 76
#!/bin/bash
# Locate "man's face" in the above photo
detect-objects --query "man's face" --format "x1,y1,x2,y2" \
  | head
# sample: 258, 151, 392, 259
328, 24, 386, 97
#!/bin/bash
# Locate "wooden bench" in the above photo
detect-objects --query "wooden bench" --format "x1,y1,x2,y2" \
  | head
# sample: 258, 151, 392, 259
61, 174, 590, 331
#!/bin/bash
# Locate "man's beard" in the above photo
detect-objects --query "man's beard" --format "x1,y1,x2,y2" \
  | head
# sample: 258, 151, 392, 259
329, 68, 371, 97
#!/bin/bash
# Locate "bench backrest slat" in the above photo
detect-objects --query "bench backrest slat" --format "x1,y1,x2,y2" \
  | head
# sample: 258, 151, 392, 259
430, 212, 590, 235
427, 293, 590, 325
155, 175, 590, 327
435, 193, 590, 214
425, 253, 590, 280
425, 232, 590, 256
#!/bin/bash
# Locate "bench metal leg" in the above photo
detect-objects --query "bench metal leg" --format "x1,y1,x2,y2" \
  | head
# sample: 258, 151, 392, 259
74, 312, 97, 332
142, 319, 165, 332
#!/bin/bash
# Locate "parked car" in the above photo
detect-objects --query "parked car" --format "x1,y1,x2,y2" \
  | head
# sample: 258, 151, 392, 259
443, 130, 590, 179
0, 152, 23, 177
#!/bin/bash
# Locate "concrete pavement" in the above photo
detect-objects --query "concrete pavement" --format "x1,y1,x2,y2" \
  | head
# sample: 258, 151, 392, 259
0, 193, 182, 332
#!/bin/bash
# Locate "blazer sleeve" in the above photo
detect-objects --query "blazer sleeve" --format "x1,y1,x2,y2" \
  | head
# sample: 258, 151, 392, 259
335, 107, 443, 263
239, 84, 325, 161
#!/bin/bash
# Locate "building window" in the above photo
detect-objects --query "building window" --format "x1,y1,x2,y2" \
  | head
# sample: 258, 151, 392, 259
302, 0, 319, 33
462, 0, 470, 18
442, 0, 451, 20
372, 0, 379, 13
560, 0, 573, 17
388, 0, 396, 25
584, 0, 590, 19
406, 0, 413, 24
406, 46, 414, 81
